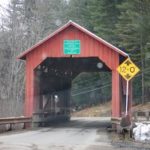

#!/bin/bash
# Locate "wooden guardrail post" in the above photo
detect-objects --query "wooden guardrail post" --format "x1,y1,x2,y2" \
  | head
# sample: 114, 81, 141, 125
145, 111, 150, 121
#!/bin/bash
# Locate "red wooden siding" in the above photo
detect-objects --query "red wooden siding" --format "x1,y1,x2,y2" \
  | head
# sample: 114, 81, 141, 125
27, 26, 119, 70
18, 21, 129, 119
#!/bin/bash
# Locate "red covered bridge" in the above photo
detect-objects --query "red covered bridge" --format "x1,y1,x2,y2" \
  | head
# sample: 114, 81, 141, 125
18, 21, 131, 126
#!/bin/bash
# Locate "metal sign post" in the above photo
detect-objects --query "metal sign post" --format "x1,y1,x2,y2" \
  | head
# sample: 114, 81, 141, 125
125, 80, 129, 116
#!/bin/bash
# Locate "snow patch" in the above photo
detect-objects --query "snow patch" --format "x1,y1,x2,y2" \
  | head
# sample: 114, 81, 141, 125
133, 123, 150, 141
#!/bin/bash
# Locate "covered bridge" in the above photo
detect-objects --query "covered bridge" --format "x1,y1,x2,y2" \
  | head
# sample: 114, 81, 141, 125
18, 21, 131, 126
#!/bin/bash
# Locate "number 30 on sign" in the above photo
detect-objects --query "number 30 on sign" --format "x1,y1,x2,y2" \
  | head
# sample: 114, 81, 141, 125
117, 58, 140, 81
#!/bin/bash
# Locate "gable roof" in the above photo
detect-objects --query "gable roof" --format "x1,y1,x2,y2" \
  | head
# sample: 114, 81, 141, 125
17, 20, 129, 60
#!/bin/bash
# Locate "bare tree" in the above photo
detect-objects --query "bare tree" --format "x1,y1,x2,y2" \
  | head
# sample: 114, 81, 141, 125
0, 0, 68, 117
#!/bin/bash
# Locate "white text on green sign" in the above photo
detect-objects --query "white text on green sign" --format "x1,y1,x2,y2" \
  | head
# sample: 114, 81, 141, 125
64, 40, 80, 54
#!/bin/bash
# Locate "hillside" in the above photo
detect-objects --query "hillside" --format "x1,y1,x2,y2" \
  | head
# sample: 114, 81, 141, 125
72, 102, 111, 117
72, 102, 150, 117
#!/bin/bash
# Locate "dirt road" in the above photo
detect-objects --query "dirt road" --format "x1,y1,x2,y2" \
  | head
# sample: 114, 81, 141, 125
0, 117, 148, 150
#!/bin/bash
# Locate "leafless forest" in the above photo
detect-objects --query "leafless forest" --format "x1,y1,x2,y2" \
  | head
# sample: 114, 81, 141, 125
0, 0, 69, 117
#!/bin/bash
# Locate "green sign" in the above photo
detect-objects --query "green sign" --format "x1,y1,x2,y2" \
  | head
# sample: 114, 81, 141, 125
64, 40, 80, 54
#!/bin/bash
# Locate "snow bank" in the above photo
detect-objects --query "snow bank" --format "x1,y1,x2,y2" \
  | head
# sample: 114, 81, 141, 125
133, 123, 150, 141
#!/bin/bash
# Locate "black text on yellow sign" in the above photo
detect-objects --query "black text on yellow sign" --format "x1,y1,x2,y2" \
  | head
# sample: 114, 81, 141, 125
117, 58, 140, 81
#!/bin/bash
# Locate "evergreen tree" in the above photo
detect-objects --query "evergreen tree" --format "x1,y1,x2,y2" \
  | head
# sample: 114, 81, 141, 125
115, 0, 150, 103
67, 0, 92, 29
87, 0, 124, 43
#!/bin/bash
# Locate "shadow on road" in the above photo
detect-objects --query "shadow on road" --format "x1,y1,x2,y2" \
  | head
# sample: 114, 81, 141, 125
41, 117, 111, 131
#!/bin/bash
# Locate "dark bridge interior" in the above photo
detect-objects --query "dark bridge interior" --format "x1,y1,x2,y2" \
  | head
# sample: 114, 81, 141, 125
33, 57, 111, 126
35, 57, 110, 94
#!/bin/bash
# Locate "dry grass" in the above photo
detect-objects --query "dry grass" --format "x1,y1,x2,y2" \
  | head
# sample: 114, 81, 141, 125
133, 102, 150, 111
72, 101, 150, 117
72, 102, 111, 117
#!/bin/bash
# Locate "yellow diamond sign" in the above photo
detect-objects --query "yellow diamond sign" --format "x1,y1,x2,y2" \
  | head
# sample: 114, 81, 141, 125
117, 58, 140, 81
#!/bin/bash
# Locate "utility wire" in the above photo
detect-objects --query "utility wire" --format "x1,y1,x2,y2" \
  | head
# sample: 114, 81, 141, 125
72, 59, 150, 88
73, 74, 102, 85
72, 81, 111, 94
72, 68, 150, 95
72, 66, 150, 94
72, 68, 150, 96
72, 83, 111, 96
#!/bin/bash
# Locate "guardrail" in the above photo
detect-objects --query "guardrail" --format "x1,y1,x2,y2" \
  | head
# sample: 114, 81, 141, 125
133, 110, 150, 122
0, 116, 32, 130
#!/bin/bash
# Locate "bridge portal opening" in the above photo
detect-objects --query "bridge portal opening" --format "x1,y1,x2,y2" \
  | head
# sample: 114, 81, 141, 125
33, 57, 111, 126
71, 71, 112, 117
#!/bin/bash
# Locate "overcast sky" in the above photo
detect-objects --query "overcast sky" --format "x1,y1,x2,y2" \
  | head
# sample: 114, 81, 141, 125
0, 0, 10, 7
0, 0, 10, 18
